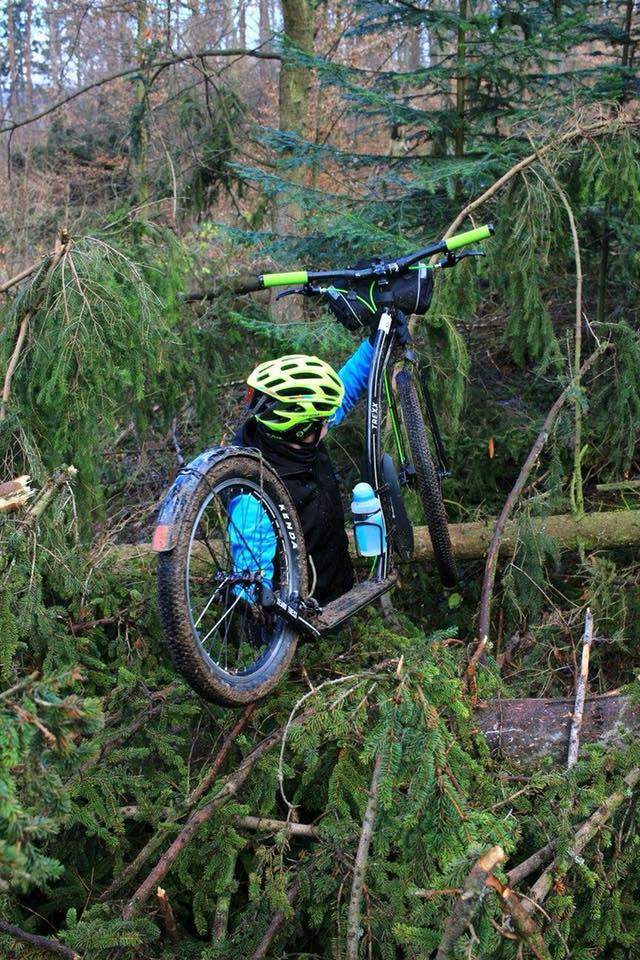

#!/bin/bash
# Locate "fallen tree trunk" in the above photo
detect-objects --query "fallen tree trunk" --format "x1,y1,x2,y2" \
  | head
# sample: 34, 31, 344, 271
106, 509, 640, 569
475, 693, 640, 763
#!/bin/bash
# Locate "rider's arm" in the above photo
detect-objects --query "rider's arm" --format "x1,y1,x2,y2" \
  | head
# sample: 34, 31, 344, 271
330, 338, 374, 430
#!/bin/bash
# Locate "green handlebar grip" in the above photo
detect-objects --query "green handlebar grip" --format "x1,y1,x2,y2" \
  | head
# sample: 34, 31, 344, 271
261, 270, 309, 288
445, 223, 494, 251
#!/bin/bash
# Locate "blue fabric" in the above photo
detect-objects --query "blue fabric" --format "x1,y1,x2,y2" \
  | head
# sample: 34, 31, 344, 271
330, 339, 374, 429
228, 493, 276, 600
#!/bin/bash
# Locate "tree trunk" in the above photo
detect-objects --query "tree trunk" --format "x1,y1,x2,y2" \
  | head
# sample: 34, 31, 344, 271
133, 0, 150, 208
411, 509, 640, 561
475, 694, 640, 764
48, 2, 61, 90
110, 509, 640, 568
455, 0, 467, 160
271, 0, 314, 321
7, 1, 19, 114
24, 0, 34, 109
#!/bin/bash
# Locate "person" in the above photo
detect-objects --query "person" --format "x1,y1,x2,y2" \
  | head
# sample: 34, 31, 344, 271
232, 338, 374, 606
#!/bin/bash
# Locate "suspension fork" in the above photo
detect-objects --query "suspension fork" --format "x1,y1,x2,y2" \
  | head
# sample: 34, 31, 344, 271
365, 311, 396, 580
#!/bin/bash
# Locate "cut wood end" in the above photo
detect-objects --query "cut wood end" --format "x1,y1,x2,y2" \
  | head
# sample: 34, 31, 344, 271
477, 845, 507, 872
0, 475, 35, 512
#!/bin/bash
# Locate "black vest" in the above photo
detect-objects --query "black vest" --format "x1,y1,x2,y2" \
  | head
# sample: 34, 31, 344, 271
234, 419, 354, 605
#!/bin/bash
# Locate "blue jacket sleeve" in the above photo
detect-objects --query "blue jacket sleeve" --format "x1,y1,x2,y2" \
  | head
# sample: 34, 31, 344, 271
330, 339, 374, 430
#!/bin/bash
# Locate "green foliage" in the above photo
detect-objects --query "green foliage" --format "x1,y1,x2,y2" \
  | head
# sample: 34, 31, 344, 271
0, 222, 195, 514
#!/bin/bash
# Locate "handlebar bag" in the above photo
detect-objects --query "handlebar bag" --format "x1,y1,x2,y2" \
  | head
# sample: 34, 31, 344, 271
325, 262, 433, 330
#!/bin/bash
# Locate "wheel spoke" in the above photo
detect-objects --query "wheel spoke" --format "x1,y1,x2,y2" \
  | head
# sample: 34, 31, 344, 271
194, 576, 230, 628
201, 592, 242, 651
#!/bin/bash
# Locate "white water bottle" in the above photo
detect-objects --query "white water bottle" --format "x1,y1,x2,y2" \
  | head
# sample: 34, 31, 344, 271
351, 482, 386, 557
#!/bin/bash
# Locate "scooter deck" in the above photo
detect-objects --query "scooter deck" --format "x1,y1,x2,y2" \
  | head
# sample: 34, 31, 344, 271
312, 575, 397, 633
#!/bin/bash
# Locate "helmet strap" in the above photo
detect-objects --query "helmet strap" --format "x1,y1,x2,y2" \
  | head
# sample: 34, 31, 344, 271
288, 419, 325, 445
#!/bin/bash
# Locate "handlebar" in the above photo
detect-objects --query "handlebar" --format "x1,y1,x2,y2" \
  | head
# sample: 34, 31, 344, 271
258, 223, 494, 289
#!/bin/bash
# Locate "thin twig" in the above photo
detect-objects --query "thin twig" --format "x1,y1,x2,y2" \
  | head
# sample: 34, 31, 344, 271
567, 608, 594, 768
0, 48, 282, 135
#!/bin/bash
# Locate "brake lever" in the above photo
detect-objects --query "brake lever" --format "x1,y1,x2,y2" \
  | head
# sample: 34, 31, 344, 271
275, 283, 323, 301
275, 286, 305, 301
436, 249, 486, 269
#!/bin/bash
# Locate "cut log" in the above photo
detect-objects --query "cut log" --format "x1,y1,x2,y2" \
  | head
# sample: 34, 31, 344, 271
475, 693, 640, 764
106, 509, 640, 569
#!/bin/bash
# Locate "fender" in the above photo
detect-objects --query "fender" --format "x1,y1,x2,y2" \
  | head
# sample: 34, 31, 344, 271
152, 445, 262, 552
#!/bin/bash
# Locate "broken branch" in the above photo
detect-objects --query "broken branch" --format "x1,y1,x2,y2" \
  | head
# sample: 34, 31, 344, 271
567, 608, 594, 768
435, 845, 506, 960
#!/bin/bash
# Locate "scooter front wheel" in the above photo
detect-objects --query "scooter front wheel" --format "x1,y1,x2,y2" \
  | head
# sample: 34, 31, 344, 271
157, 451, 307, 706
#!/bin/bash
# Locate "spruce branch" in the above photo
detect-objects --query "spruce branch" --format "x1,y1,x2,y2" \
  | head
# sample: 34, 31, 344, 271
441, 112, 639, 242
122, 708, 316, 919
249, 876, 300, 960
526, 766, 640, 911
0, 920, 80, 960
186, 702, 256, 807
98, 831, 167, 902
277, 661, 398, 811
485, 875, 551, 960
0, 231, 69, 423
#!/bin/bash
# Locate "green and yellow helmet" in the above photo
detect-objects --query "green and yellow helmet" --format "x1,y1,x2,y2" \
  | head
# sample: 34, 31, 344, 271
247, 354, 344, 434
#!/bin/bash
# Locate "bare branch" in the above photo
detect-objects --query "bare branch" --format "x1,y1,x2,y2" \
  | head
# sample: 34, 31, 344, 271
0, 48, 282, 136
0, 920, 80, 960
346, 751, 385, 960
567, 609, 594, 768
